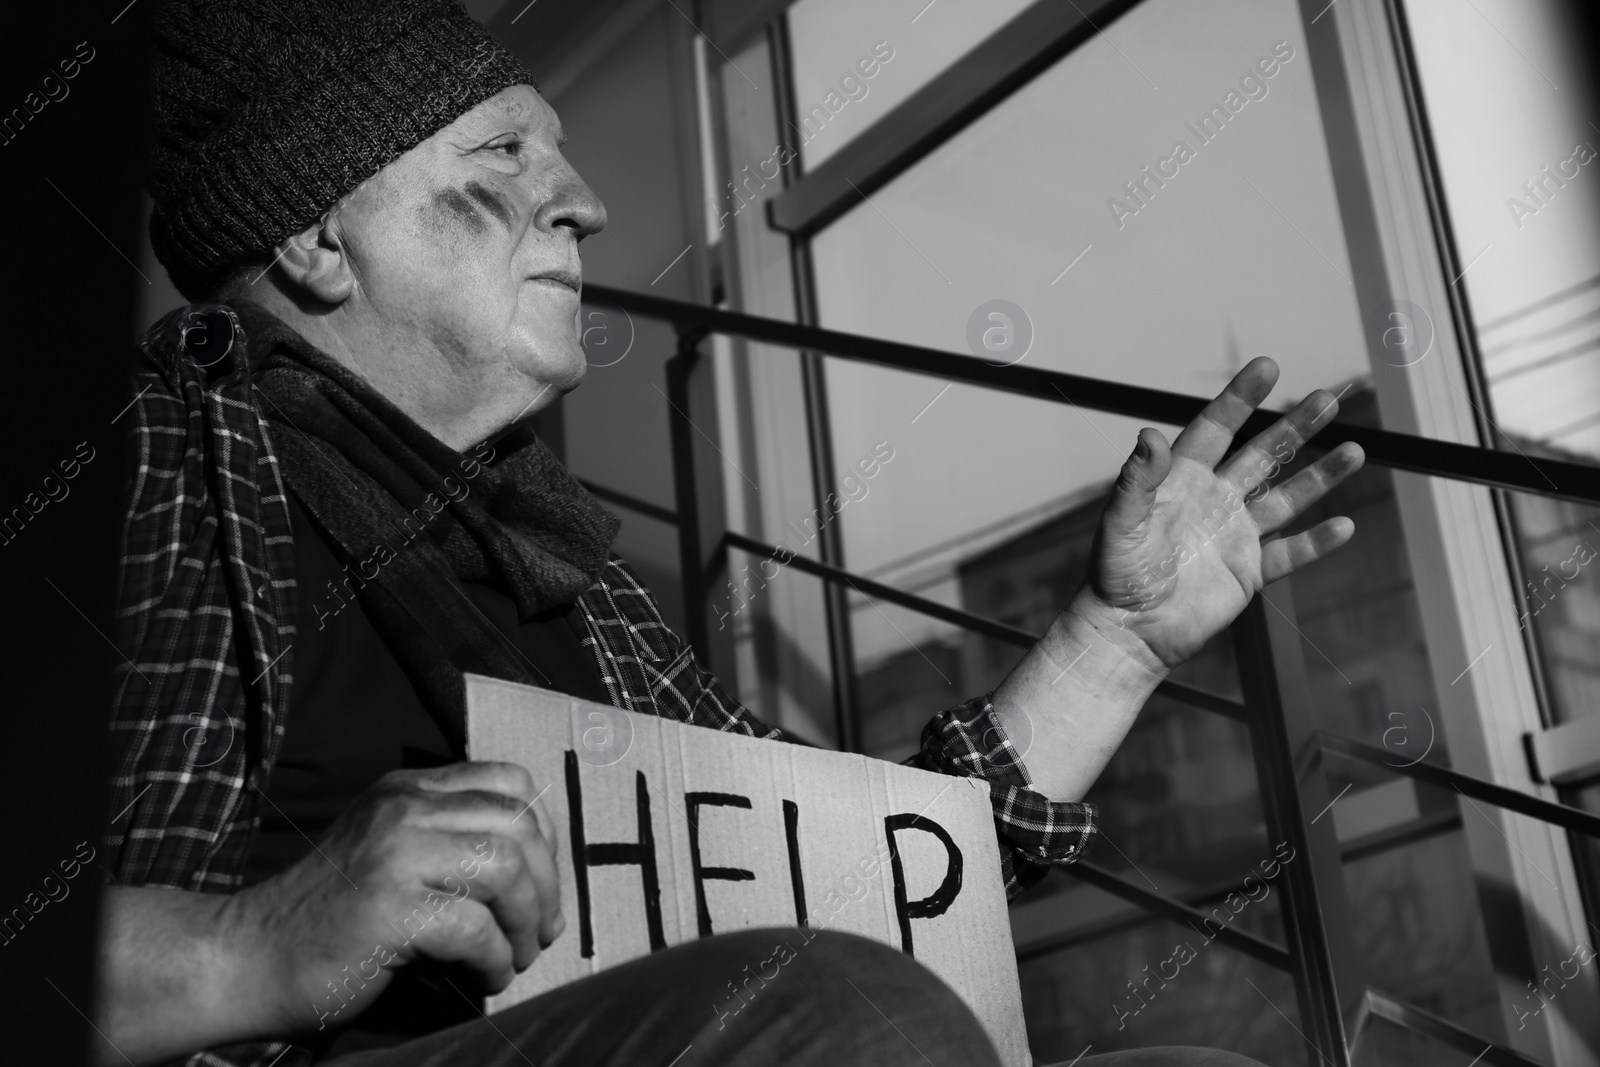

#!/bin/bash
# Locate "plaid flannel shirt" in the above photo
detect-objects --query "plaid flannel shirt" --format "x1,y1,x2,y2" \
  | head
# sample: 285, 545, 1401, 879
106, 305, 1097, 1067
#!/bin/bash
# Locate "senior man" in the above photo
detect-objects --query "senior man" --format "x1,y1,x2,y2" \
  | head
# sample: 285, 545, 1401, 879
97, 1, 1363, 1065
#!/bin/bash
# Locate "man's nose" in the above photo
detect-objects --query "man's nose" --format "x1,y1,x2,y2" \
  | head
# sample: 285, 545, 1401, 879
535, 164, 606, 240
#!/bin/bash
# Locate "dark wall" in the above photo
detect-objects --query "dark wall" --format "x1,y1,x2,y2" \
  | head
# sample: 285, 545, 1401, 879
1, 5, 148, 1064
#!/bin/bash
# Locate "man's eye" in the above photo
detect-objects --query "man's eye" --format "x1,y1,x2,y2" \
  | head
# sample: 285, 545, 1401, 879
484, 138, 521, 156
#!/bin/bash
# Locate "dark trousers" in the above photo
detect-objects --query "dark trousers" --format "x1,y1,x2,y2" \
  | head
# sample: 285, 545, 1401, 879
319, 928, 1270, 1067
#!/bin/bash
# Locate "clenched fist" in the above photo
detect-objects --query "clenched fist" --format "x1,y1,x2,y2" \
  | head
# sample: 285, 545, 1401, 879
221, 761, 564, 1035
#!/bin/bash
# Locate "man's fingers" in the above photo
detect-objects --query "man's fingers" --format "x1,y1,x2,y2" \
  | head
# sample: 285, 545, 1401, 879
401, 787, 551, 860
401, 793, 564, 959
1170, 356, 1280, 467
409, 763, 556, 854
381, 824, 560, 975
1221, 387, 1341, 489
522, 791, 558, 860
497, 824, 564, 955
409, 828, 557, 972
450, 829, 560, 970
404, 896, 519, 993
1246, 442, 1364, 534
404, 761, 536, 804
1260, 517, 1355, 584
1100, 428, 1171, 536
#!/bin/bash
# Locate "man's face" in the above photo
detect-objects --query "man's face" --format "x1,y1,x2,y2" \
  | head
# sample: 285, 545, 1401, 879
332, 84, 605, 428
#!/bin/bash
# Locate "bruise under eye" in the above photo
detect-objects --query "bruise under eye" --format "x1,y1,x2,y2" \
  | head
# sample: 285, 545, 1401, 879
433, 187, 487, 235
464, 181, 514, 229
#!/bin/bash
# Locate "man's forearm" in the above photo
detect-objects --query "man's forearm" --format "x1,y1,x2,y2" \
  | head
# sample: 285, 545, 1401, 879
95, 885, 285, 1066
991, 592, 1168, 802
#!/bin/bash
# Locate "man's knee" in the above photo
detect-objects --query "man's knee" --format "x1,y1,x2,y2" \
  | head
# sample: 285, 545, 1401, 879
697, 928, 932, 1009
1068, 1047, 1274, 1067
691, 927, 935, 988
780, 929, 947, 991
459, 929, 1003, 1065
714, 928, 1000, 1062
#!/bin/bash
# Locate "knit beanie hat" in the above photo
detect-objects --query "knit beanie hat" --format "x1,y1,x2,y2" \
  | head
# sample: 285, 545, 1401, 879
148, 0, 537, 300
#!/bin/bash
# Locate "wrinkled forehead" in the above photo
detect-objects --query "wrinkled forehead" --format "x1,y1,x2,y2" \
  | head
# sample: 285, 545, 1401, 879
445, 84, 567, 145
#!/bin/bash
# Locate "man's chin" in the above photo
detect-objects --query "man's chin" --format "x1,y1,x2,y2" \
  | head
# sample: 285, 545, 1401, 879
512, 348, 586, 412
548, 347, 587, 393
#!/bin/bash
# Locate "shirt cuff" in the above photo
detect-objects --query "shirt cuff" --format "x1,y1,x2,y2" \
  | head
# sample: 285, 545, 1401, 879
908, 693, 1099, 879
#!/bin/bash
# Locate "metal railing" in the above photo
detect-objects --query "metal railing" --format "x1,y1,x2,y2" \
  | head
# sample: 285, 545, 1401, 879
580, 281, 1599, 1067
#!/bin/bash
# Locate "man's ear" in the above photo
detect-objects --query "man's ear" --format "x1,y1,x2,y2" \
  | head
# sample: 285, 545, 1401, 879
270, 213, 356, 305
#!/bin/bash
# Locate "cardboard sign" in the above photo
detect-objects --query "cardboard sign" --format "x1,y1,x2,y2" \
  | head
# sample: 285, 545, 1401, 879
465, 674, 1030, 1065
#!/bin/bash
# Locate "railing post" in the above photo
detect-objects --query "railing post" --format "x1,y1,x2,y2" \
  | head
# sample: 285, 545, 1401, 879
1235, 583, 1367, 1067
797, 346, 862, 754
665, 326, 733, 675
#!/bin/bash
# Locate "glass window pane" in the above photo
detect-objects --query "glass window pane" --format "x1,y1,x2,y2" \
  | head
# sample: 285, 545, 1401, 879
1016, 920, 1304, 1062
807, 0, 1369, 641
1404, 0, 1600, 461
1258, 456, 1509, 1043
785, 0, 1037, 169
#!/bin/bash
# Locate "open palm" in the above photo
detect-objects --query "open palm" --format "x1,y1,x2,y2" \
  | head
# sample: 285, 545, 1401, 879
1088, 356, 1365, 669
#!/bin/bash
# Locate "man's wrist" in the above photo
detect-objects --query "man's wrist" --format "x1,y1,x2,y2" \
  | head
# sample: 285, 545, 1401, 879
989, 590, 1170, 801
213, 882, 300, 1039
1056, 588, 1169, 687
94, 885, 294, 1065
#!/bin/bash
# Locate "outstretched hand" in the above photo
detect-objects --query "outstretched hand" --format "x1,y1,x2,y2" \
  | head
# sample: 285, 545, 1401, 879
1080, 356, 1365, 670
